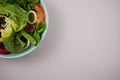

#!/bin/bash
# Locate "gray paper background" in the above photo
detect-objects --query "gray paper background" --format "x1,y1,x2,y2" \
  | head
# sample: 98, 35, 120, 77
0, 0, 120, 80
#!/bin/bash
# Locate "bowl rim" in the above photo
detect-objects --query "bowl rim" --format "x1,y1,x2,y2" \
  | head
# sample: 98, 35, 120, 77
0, 0, 49, 59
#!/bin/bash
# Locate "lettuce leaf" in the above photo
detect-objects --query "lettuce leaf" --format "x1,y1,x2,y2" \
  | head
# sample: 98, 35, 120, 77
0, 24, 13, 42
0, 3, 28, 32
3, 33, 26, 53
0, 16, 25, 42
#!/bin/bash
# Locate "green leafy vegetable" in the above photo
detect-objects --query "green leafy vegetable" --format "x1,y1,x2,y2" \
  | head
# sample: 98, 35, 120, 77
21, 30, 36, 45
33, 22, 46, 45
26, 0, 40, 10
0, 23, 13, 42
0, 0, 8, 4
0, 3, 28, 32
0, 16, 28, 42
37, 28, 44, 33
33, 30, 41, 45
37, 22, 46, 33
3, 33, 26, 53
6, 0, 40, 10
0, 0, 46, 53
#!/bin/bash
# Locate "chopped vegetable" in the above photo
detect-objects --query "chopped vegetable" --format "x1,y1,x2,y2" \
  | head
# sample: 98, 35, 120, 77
0, 0, 8, 4
33, 22, 46, 45
6, 0, 40, 10
28, 10, 37, 24
0, 49, 9, 54
33, 30, 41, 45
0, 3, 28, 32
0, 22, 13, 42
3, 33, 27, 53
24, 40, 30, 49
21, 30, 36, 45
0, 0, 46, 54
32, 4, 45, 24
0, 42, 4, 49
24, 24, 36, 33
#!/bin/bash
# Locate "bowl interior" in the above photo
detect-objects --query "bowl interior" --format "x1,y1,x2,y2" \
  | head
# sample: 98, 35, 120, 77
0, 0, 48, 59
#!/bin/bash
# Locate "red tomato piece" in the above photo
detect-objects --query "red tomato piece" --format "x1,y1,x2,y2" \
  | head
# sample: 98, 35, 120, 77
0, 49, 9, 54
32, 4, 45, 24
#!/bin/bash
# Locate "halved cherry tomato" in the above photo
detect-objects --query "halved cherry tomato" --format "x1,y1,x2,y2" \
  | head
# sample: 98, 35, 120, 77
0, 49, 9, 54
32, 4, 45, 24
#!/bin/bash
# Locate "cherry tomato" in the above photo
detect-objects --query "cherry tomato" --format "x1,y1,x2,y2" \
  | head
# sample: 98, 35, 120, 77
32, 4, 45, 24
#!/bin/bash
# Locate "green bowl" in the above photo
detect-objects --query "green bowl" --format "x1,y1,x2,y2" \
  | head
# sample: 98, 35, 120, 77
0, 0, 48, 59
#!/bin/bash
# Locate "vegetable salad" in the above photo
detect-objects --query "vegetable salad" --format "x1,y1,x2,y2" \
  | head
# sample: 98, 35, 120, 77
0, 0, 46, 54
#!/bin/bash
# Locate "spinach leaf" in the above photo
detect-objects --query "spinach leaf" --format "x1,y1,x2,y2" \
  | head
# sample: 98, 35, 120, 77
33, 22, 46, 45
37, 22, 46, 33
33, 30, 41, 45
